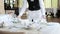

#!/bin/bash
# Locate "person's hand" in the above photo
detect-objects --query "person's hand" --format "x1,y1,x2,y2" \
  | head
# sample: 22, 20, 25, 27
17, 16, 21, 19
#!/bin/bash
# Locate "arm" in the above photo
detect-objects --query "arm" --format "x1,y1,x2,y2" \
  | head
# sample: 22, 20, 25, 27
19, 0, 27, 16
39, 0, 46, 17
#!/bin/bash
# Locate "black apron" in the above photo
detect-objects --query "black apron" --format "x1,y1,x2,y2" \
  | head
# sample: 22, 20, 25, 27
27, 0, 41, 11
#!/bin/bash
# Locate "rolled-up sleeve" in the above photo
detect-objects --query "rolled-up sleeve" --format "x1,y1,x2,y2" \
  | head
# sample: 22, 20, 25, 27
19, 0, 27, 16
39, 0, 46, 16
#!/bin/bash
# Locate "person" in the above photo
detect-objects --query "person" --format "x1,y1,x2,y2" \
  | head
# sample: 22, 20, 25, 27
18, 0, 46, 23
17, 0, 47, 30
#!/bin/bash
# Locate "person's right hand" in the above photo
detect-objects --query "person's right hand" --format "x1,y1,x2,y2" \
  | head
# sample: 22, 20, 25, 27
17, 15, 21, 19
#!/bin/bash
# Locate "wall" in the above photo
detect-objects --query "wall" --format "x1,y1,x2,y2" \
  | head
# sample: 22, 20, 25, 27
58, 0, 60, 9
19, 0, 23, 8
44, 0, 51, 8
52, 0, 58, 8
44, 0, 58, 8
0, 0, 5, 14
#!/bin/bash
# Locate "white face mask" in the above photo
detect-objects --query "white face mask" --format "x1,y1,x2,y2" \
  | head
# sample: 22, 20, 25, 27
31, 0, 34, 1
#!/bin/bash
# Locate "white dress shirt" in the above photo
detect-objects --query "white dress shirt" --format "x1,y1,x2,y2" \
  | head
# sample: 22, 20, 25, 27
19, 0, 46, 16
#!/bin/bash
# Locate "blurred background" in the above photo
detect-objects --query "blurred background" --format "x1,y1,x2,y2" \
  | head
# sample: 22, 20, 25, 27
0, 0, 60, 22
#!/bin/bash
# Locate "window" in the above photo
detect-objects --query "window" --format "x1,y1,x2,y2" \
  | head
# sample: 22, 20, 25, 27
4, 0, 18, 10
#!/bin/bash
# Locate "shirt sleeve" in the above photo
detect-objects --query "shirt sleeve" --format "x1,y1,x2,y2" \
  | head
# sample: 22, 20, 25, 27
19, 0, 27, 16
39, 0, 46, 16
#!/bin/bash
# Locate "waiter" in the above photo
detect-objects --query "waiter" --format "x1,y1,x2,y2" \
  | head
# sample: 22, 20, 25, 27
18, 0, 46, 23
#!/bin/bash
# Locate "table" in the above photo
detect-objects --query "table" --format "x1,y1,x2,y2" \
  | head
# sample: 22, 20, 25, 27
0, 27, 41, 34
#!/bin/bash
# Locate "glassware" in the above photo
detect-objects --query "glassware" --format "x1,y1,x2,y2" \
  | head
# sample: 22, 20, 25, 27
0, 21, 4, 28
